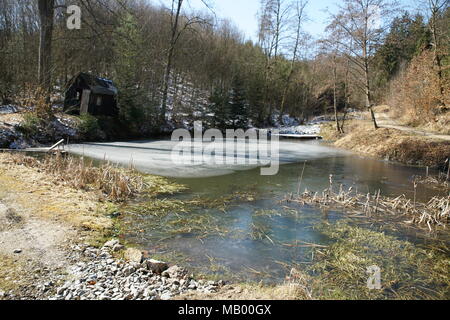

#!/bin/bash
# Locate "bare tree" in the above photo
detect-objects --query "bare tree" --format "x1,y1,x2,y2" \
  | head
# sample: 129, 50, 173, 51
37, 0, 55, 94
279, 0, 308, 124
326, 0, 397, 129
160, 0, 214, 124
258, 0, 291, 125
424, 0, 448, 106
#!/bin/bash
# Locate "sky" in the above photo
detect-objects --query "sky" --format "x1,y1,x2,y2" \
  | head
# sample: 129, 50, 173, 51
157, 0, 419, 42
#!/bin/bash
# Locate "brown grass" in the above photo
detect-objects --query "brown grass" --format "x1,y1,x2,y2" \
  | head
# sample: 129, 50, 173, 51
4, 153, 144, 202
178, 278, 313, 301
327, 121, 450, 168
288, 181, 449, 231
0, 153, 112, 233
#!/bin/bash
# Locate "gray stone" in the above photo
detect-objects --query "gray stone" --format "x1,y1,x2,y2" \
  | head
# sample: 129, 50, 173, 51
142, 259, 169, 275
162, 265, 188, 279
103, 239, 119, 248
124, 248, 144, 264
112, 244, 125, 252
160, 292, 172, 300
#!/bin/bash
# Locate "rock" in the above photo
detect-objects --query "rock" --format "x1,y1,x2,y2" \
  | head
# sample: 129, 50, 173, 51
13, 249, 22, 254
110, 212, 121, 218
112, 244, 125, 252
160, 292, 172, 300
188, 281, 198, 290
0, 105, 19, 114
48, 244, 214, 301
103, 239, 119, 249
142, 259, 169, 275
124, 248, 144, 264
122, 266, 135, 277
218, 280, 226, 286
162, 265, 188, 279
56, 287, 66, 295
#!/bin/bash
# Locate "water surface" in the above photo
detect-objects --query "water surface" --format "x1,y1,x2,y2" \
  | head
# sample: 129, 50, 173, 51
97, 139, 448, 283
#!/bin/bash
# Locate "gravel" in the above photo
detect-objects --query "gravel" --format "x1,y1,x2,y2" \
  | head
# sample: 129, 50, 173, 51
46, 240, 223, 301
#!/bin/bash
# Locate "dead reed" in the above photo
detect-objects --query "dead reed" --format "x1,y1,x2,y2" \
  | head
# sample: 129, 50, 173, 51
3, 152, 145, 202
286, 179, 449, 231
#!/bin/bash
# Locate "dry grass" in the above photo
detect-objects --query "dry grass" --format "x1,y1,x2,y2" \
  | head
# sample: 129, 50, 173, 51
416, 174, 450, 190
0, 154, 112, 234
327, 121, 450, 168
4, 153, 145, 202
178, 278, 313, 300
310, 223, 450, 300
288, 178, 449, 231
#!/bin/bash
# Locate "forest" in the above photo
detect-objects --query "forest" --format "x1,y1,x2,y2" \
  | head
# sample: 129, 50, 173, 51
0, 0, 449, 137
1, 0, 450, 303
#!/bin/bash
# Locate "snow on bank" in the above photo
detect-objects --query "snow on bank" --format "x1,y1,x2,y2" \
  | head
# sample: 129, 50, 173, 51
277, 124, 321, 135
0, 105, 19, 114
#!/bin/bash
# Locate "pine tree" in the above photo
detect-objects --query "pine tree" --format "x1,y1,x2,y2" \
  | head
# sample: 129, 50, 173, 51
208, 87, 229, 131
114, 13, 146, 129
228, 76, 249, 129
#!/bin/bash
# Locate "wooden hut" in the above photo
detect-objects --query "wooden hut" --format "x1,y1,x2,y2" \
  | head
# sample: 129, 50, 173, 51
64, 72, 119, 117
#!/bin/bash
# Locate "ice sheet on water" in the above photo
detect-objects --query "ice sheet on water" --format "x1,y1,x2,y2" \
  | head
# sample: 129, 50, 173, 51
67, 139, 346, 178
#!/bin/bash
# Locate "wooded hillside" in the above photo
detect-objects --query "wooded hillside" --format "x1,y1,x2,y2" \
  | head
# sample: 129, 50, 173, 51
0, 0, 448, 136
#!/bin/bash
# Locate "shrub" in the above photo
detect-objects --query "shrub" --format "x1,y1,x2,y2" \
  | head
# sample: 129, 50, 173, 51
77, 114, 101, 139
16, 113, 42, 137
387, 50, 450, 127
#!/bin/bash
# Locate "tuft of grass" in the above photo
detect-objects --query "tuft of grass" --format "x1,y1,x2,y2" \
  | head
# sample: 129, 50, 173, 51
16, 113, 42, 138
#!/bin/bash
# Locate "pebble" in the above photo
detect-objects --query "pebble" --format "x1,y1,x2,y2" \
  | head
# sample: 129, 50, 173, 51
13, 249, 22, 254
46, 240, 223, 301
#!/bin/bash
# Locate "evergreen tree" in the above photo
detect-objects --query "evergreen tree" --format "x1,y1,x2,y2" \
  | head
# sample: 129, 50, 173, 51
114, 13, 147, 132
208, 87, 230, 131
373, 13, 430, 85
228, 76, 249, 129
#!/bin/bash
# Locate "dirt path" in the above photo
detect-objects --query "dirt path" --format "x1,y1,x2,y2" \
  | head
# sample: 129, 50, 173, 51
0, 154, 112, 299
376, 112, 450, 141
0, 202, 75, 269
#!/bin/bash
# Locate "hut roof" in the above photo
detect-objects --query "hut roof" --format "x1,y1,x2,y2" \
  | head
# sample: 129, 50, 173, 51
67, 72, 118, 96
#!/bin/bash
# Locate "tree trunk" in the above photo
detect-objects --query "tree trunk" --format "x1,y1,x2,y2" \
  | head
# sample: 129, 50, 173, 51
340, 58, 351, 133
160, 0, 183, 124
430, 8, 446, 106
332, 56, 342, 133
363, 47, 378, 130
38, 0, 54, 95
278, 1, 306, 126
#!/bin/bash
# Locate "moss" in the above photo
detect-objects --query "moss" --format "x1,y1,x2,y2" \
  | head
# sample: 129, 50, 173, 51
142, 175, 188, 196
77, 114, 101, 139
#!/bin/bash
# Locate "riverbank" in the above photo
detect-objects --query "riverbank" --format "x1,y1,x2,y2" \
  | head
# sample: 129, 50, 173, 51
320, 107, 450, 169
1, 151, 449, 300
0, 152, 311, 300
0, 107, 163, 150
0, 153, 231, 300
